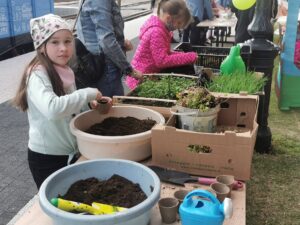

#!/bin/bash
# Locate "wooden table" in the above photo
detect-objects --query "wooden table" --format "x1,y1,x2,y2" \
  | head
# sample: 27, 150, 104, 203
197, 16, 237, 47
198, 17, 237, 28
11, 157, 245, 225
12, 183, 245, 225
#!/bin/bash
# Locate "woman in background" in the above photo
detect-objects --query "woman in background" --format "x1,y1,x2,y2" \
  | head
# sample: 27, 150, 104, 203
76, 0, 143, 97
183, 0, 214, 45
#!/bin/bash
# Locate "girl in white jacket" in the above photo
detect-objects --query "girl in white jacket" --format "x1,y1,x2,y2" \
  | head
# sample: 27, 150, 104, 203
12, 14, 111, 189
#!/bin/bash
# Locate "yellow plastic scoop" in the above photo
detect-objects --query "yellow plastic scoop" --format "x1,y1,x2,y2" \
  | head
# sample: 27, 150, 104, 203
51, 198, 127, 215
92, 202, 127, 214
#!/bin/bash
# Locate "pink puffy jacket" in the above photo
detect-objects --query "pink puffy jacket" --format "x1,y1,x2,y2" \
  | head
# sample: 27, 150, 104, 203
294, 40, 300, 68
126, 16, 198, 90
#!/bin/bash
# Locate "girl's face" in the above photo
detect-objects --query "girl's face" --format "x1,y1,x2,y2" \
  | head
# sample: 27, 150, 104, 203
166, 15, 186, 31
44, 30, 74, 67
171, 18, 185, 30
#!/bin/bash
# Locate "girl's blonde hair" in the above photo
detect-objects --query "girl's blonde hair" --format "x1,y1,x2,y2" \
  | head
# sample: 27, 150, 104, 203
11, 42, 66, 111
157, 0, 192, 27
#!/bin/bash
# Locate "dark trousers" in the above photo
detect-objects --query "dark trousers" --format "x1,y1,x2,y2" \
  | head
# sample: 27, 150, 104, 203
28, 149, 78, 189
183, 17, 208, 46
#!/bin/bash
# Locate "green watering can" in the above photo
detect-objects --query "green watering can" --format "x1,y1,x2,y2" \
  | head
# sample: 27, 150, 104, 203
220, 45, 246, 76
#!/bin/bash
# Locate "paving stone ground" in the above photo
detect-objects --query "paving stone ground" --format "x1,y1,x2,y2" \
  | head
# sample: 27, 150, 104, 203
0, 102, 37, 225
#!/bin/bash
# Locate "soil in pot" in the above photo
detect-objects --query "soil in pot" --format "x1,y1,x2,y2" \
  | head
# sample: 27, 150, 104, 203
60, 174, 147, 208
85, 116, 156, 136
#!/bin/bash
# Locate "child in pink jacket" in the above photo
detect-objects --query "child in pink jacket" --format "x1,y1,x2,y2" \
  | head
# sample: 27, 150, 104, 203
126, 0, 198, 90
295, 40, 300, 69
294, 22, 300, 69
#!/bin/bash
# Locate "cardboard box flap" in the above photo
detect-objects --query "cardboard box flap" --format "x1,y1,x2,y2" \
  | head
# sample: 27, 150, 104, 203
211, 92, 259, 100
156, 116, 258, 144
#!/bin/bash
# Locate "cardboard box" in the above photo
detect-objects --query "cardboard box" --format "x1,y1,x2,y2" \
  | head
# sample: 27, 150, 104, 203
151, 93, 259, 180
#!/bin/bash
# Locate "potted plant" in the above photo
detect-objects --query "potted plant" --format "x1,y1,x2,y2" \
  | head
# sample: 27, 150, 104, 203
172, 87, 220, 133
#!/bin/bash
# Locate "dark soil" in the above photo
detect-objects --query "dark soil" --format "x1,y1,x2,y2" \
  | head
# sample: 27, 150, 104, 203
60, 174, 147, 208
85, 116, 156, 136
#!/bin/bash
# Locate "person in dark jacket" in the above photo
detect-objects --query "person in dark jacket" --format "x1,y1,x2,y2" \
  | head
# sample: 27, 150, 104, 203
76, 0, 142, 97
230, 0, 278, 44
183, 0, 214, 45
230, 0, 255, 44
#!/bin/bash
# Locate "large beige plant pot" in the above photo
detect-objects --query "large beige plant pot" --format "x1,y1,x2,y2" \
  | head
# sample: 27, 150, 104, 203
70, 106, 165, 161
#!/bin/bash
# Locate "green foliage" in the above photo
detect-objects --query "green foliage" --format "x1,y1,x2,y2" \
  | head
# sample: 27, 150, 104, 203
207, 71, 267, 94
176, 87, 219, 111
133, 76, 196, 99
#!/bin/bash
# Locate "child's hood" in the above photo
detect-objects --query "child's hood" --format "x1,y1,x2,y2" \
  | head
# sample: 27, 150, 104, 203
139, 15, 171, 39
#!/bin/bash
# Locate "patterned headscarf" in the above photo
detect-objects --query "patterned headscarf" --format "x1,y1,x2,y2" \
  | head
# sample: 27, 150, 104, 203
30, 14, 72, 49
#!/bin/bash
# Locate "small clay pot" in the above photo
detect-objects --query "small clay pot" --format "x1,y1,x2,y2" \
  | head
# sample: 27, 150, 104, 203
173, 189, 189, 204
216, 175, 235, 197
158, 197, 179, 224
97, 99, 110, 114
210, 182, 230, 203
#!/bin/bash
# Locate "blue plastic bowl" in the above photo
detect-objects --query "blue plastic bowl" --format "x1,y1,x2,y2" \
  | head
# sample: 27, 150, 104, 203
39, 159, 160, 225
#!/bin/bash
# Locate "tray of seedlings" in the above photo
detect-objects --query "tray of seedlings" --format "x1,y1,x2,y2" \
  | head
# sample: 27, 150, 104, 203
113, 73, 198, 118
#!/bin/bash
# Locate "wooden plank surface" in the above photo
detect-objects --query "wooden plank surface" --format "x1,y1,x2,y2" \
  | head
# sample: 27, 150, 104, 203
11, 182, 245, 225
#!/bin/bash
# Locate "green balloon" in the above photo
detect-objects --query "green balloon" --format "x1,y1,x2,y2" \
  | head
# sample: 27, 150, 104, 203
232, 0, 256, 10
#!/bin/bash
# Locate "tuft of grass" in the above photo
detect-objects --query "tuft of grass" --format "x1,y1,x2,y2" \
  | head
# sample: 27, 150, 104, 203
207, 71, 267, 94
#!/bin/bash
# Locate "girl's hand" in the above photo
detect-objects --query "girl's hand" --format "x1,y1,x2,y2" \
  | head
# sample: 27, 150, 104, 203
124, 39, 133, 52
131, 69, 143, 82
89, 91, 103, 109
95, 91, 102, 101
194, 53, 199, 63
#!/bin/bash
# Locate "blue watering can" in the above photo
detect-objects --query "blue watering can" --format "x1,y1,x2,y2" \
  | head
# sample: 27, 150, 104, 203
179, 190, 233, 225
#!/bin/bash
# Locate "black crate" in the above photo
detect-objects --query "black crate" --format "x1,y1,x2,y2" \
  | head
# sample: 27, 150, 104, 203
174, 42, 251, 69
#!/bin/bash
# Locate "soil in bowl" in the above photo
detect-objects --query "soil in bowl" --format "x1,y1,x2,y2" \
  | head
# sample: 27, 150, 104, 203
60, 174, 147, 208
85, 116, 156, 136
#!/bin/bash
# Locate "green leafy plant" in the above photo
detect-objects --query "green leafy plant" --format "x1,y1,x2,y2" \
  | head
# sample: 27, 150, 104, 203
187, 144, 212, 153
132, 76, 196, 99
207, 71, 267, 94
176, 87, 219, 111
